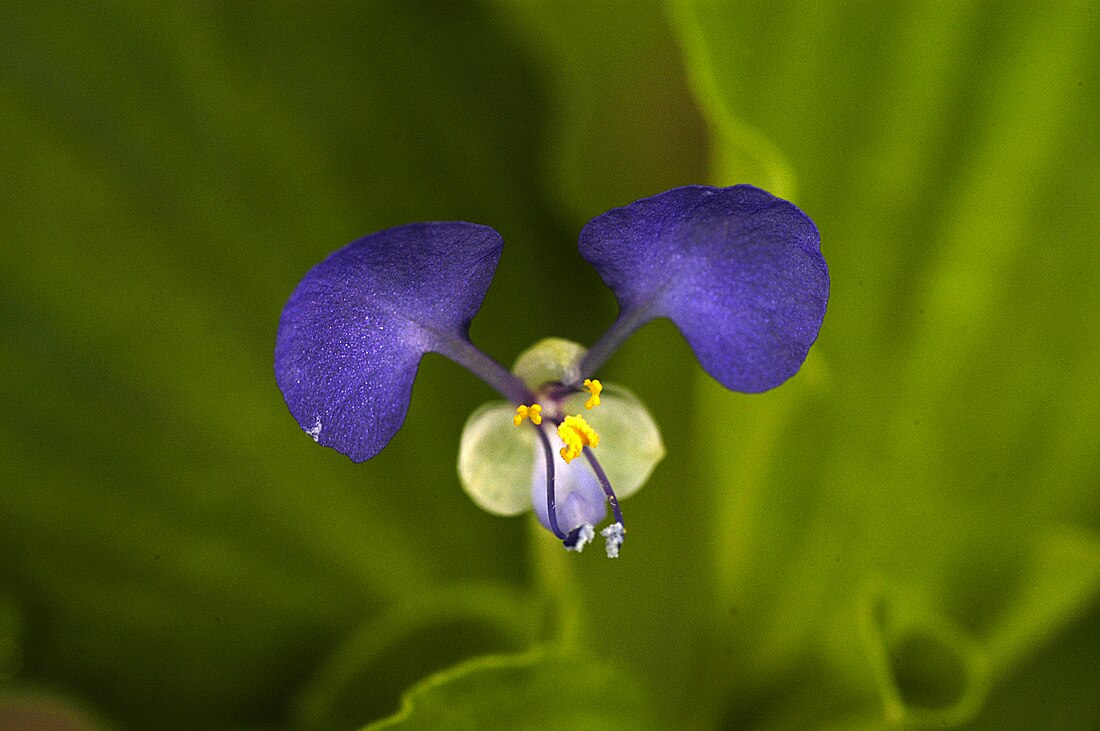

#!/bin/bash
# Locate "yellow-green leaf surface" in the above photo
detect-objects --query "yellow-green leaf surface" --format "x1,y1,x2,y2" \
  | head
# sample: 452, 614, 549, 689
1, 2, 554, 727
670, 0, 1100, 727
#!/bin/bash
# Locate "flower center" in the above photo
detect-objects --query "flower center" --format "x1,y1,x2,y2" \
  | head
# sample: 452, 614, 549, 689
506, 338, 632, 556
513, 378, 604, 458
512, 376, 624, 556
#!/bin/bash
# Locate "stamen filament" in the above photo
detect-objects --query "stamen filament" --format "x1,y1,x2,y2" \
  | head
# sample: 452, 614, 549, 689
532, 423, 566, 540
582, 446, 624, 528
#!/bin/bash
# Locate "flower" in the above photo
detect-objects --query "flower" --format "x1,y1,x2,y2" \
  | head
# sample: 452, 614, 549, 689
457, 337, 665, 556
275, 185, 829, 557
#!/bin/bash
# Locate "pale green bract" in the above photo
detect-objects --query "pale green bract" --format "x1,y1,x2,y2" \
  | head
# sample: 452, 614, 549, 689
458, 338, 665, 522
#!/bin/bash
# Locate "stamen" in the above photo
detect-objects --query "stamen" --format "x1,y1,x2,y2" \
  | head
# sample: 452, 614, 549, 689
601, 522, 625, 558
582, 446, 625, 529
532, 423, 566, 540
513, 403, 542, 426
563, 524, 595, 552
557, 414, 599, 463
582, 378, 602, 409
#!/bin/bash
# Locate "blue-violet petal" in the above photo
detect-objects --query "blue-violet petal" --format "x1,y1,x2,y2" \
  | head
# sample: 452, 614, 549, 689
579, 185, 829, 392
275, 222, 503, 461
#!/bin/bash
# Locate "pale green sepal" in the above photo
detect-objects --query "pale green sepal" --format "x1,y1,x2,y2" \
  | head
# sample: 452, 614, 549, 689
562, 384, 664, 500
457, 402, 536, 516
511, 337, 586, 388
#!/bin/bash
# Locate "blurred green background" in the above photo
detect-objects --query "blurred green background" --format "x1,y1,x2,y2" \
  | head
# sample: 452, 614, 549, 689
3, 1, 1099, 729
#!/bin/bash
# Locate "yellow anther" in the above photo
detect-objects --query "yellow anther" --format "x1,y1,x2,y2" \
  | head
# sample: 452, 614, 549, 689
582, 378, 603, 409
557, 414, 600, 463
513, 404, 542, 427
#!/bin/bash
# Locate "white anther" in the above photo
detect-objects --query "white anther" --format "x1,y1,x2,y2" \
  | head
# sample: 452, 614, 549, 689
601, 522, 625, 558
564, 524, 595, 552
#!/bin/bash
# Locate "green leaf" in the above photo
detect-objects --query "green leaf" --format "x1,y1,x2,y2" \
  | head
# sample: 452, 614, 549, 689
6, 0, 1100, 728
489, 0, 708, 223
982, 528, 1100, 677
365, 650, 661, 731
856, 579, 989, 727
671, 0, 1100, 726
0, 2, 554, 726
294, 585, 538, 731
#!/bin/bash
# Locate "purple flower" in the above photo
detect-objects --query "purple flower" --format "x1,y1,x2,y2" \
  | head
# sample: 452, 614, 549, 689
275, 185, 829, 557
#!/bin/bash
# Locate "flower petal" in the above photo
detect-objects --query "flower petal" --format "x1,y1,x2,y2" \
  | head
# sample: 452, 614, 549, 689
530, 448, 607, 535
561, 384, 664, 501
457, 402, 537, 516
579, 185, 829, 392
275, 222, 503, 462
